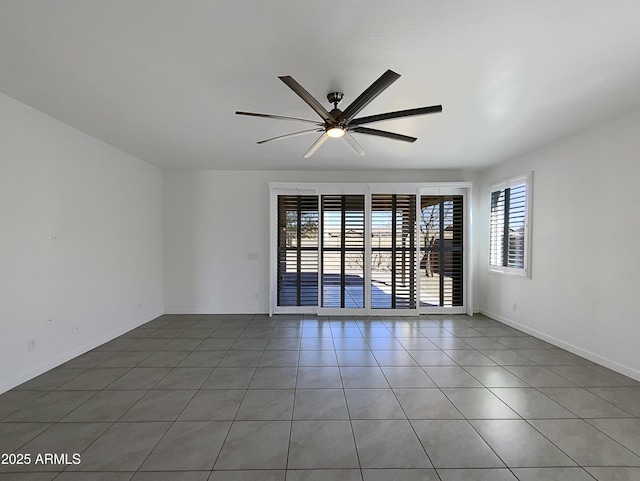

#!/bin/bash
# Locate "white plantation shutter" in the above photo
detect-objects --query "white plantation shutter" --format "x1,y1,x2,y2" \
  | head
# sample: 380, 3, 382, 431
489, 173, 531, 276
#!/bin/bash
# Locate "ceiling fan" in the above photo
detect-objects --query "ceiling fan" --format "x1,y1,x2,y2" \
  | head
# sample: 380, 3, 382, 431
236, 69, 442, 158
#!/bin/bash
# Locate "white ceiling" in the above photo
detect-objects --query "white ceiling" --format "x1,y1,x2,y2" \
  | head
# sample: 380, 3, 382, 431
1, 1, 640, 171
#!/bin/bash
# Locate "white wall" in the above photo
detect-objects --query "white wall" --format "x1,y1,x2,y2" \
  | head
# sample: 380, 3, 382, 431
476, 108, 640, 379
0, 93, 164, 393
164, 169, 477, 314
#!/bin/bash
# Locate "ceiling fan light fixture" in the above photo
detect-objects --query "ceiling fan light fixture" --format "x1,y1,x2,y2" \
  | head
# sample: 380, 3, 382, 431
326, 126, 345, 138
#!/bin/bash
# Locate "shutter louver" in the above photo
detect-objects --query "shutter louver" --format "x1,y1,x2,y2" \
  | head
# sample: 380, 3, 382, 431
420, 195, 464, 307
277, 195, 318, 306
321, 195, 365, 308
371, 194, 417, 309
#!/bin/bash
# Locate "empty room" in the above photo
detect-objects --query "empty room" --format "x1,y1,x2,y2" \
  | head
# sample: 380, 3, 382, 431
1, 1, 640, 480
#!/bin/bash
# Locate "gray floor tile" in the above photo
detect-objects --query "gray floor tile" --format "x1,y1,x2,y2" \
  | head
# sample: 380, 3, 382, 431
153, 367, 213, 389
394, 388, 463, 419
504, 366, 577, 387
6, 313, 639, 479
133, 472, 208, 481
5, 391, 96, 422
61, 390, 146, 422
120, 389, 196, 421
0, 391, 47, 419
586, 467, 640, 481
67, 422, 171, 471
14, 369, 86, 391
464, 366, 529, 387
97, 350, 153, 368
202, 367, 255, 389
288, 420, 358, 469
58, 368, 129, 390
587, 418, 640, 455
518, 349, 580, 365
236, 390, 294, 420
422, 366, 483, 388
249, 367, 297, 389
140, 421, 231, 470
340, 367, 389, 388
396, 337, 440, 350
57, 473, 134, 481
335, 350, 377, 366
539, 387, 633, 417
443, 350, 496, 366
13, 423, 109, 470
345, 389, 405, 419
372, 350, 418, 366
530, 419, 640, 466
218, 350, 263, 367
362, 469, 439, 481
352, 419, 432, 468
106, 367, 171, 390
587, 387, 640, 416
332, 338, 373, 350
288, 470, 361, 481
159, 338, 203, 351
442, 388, 520, 419
231, 337, 269, 350
547, 365, 624, 387
470, 419, 576, 467
512, 467, 596, 481
59, 350, 115, 368
210, 471, 285, 481
0, 423, 51, 452
462, 337, 509, 350
259, 350, 300, 367
178, 389, 244, 420
215, 421, 290, 469
196, 338, 236, 350
412, 419, 504, 468
381, 367, 436, 388
266, 338, 302, 350
407, 350, 458, 366
177, 350, 226, 367
478, 349, 535, 365
296, 367, 342, 388
136, 350, 189, 367
437, 469, 518, 481
293, 389, 349, 420
490, 387, 576, 418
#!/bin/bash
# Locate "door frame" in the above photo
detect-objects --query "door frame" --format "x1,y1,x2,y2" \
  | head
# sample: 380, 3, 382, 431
269, 182, 473, 316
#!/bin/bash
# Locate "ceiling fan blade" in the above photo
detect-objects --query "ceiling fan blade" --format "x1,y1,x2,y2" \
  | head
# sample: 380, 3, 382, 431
302, 134, 329, 158
351, 126, 417, 143
339, 69, 401, 122
236, 111, 322, 126
343, 133, 366, 157
279, 76, 335, 123
350, 105, 443, 126
257, 128, 323, 144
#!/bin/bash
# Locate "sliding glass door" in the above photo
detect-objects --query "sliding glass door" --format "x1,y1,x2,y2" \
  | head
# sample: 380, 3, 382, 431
321, 195, 365, 309
371, 194, 417, 310
271, 184, 469, 315
419, 194, 464, 310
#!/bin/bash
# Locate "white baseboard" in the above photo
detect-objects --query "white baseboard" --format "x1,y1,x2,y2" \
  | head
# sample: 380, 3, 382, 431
479, 309, 640, 382
0, 310, 164, 394
163, 308, 267, 315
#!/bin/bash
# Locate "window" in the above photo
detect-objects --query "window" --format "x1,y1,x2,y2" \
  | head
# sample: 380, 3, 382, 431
489, 173, 531, 276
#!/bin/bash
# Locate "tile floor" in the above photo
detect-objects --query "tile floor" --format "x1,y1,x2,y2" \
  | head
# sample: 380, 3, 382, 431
1, 313, 640, 481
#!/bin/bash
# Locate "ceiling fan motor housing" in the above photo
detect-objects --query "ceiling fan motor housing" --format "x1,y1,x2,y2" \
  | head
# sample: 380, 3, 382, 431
327, 91, 344, 107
